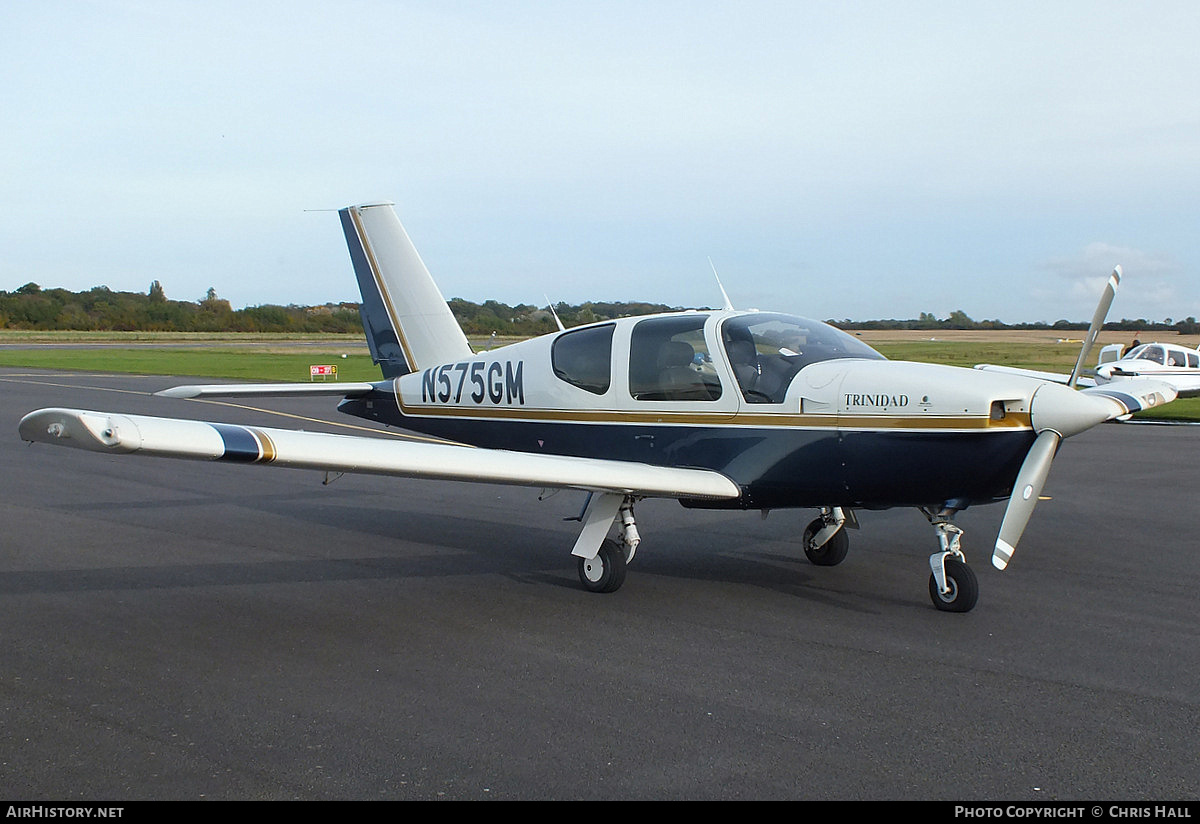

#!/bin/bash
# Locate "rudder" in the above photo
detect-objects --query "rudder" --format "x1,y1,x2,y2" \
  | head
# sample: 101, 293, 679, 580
339, 203, 472, 376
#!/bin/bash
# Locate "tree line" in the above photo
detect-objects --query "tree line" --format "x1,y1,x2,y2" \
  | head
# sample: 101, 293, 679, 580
1, 281, 1196, 336
835, 309, 1200, 335
0, 282, 363, 333
0, 281, 684, 335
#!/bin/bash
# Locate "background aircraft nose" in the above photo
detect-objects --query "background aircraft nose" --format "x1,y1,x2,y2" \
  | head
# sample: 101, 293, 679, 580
1028, 382, 1112, 438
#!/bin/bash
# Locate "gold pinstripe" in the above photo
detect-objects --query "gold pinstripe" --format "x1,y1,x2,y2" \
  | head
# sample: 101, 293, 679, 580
393, 395, 1033, 432
249, 428, 277, 462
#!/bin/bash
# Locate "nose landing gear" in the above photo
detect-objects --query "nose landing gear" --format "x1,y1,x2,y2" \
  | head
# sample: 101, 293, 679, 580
921, 506, 979, 613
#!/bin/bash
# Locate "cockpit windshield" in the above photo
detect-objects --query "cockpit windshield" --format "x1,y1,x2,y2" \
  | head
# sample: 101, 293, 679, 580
721, 313, 884, 404
1128, 345, 1165, 364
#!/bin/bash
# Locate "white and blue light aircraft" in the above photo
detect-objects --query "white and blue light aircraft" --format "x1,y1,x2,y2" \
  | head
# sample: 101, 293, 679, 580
1093, 341, 1200, 397
18, 204, 1179, 612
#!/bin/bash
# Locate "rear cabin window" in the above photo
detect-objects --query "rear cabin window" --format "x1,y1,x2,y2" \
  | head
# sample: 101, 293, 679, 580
628, 315, 722, 401
551, 324, 614, 394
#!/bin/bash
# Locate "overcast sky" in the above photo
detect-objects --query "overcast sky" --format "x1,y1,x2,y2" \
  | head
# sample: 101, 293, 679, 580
3, 1, 1198, 324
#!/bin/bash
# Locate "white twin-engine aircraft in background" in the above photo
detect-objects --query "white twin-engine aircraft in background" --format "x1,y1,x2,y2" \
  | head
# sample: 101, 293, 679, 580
18, 204, 1180, 612
976, 276, 1200, 401
1092, 341, 1200, 397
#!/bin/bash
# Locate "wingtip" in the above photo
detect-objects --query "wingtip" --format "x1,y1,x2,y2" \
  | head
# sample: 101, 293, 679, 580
154, 386, 200, 399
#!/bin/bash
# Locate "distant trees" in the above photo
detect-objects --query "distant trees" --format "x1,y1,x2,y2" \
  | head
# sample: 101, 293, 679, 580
446, 297, 683, 336
832, 309, 1194, 335
0, 283, 363, 333
2, 282, 1196, 336
0, 283, 684, 335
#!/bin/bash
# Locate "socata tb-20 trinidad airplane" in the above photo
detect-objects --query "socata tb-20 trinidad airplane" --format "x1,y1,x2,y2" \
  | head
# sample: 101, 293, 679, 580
18, 203, 1180, 612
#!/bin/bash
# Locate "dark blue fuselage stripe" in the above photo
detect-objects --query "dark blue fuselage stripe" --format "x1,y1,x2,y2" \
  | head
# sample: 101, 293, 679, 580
212, 424, 261, 462
337, 392, 1034, 509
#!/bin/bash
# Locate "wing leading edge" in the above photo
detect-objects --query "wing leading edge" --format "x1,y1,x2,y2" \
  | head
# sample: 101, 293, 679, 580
18, 408, 741, 501
154, 382, 376, 399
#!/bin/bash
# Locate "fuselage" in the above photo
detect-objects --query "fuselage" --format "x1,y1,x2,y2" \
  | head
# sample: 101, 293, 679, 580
1096, 342, 1200, 382
339, 310, 1048, 510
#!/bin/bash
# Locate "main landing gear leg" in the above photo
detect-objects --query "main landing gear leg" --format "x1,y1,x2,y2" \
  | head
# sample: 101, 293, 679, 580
920, 506, 979, 613
571, 493, 640, 593
802, 506, 852, 566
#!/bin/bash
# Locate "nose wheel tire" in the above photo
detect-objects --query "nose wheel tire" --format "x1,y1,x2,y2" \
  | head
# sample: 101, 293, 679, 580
578, 538, 627, 593
802, 517, 850, 566
929, 556, 978, 612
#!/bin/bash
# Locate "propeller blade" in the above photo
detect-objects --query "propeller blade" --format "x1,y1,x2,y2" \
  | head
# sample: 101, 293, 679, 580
1067, 265, 1121, 389
993, 429, 1061, 570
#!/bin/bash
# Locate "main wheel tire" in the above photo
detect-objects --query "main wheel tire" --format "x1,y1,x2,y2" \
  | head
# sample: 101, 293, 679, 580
928, 556, 979, 613
577, 538, 627, 593
802, 517, 850, 566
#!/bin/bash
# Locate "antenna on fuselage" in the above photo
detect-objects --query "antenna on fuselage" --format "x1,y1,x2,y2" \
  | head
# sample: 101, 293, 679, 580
708, 258, 735, 311
545, 295, 566, 331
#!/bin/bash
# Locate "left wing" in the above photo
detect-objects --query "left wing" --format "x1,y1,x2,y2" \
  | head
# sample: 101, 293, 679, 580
1098, 369, 1200, 399
973, 364, 1094, 386
18, 407, 741, 501
1080, 379, 1178, 417
975, 363, 1200, 400
154, 382, 376, 399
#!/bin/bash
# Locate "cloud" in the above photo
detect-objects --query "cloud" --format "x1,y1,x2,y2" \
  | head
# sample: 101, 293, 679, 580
1038, 244, 1187, 321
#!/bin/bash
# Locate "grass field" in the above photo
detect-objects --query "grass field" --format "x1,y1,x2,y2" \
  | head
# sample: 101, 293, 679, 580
866, 330, 1200, 421
2, 329, 1196, 421
0, 338, 382, 382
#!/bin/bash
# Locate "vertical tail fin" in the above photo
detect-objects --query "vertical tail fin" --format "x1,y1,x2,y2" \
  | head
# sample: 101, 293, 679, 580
339, 203, 473, 377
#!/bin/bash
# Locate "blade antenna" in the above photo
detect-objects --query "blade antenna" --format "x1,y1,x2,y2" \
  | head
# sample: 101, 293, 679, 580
709, 258, 735, 311
545, 295, 566, 331
1068, 266, 1121, 389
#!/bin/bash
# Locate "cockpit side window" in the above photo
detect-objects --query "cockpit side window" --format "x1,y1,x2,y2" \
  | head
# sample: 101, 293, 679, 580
628, 315, 722, 401
552, 324, 614, 394
721, 313, 884, 404
1188, 352, 1199, 368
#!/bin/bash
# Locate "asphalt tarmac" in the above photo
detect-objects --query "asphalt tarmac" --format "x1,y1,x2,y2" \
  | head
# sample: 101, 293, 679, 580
2, 368, 1197, 801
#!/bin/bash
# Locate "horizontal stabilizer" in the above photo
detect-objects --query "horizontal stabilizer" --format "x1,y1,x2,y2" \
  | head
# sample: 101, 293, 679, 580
19, 408, 741, 501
